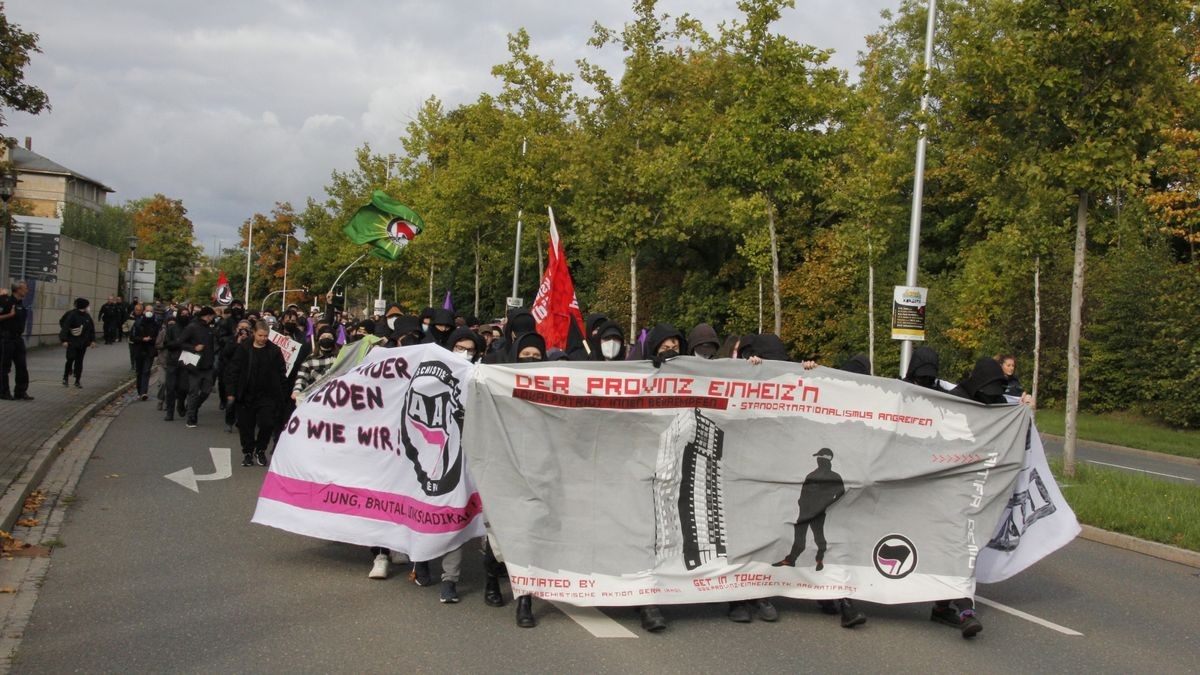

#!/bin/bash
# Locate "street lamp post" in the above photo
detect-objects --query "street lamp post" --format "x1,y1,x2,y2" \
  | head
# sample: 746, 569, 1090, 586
0, 170, 19, 286
126, 235, 139, 303
281, 233, 293, 313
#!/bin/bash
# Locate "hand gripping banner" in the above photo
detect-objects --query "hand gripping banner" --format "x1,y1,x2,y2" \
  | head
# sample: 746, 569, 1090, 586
464, 358, 1030, 606
253, 344, 485, 560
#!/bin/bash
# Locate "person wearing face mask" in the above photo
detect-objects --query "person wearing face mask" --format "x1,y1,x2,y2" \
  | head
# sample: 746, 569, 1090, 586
483, 308, 536, 364
219, 320, 252, 432
178, 307, 219, 428
129, 304, 160, 400
687, 324, 721, 359
446, 326, 484, 360
292, 328, 341, 399
162, 309, 191, 420
387, 315, 425, 347
227, 321, 288, 467
952, 358, 1010, 405
418, 306, 436, 333
423, 308, 457, 348
588, 320, 627, 361
58, 298, 97, 389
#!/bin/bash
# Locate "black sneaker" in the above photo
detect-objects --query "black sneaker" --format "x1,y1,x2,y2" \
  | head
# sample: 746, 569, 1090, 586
754, 599, 779, 622
411, 561, 434, 587
440, 580, 460, 604
241, 454, 254, 467
727, 601, 752, 623
254, 450, 268, 467
838, 598, 867, 628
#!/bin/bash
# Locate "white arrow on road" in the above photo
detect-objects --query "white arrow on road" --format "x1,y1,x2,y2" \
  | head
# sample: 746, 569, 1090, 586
165, 447, 233, 492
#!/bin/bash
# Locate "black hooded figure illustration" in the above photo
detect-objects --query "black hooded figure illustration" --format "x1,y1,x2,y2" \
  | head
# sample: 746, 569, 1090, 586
399, 361, 465, 496
772, 448, 846, 571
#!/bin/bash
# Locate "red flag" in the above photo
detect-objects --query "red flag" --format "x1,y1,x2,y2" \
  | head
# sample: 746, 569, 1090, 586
213, 271, 233, 306
531, 207, 584, 352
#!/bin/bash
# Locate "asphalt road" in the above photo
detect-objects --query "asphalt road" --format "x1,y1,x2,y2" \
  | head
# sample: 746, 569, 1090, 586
1039, 435, 1199, 485
10, 395, 1200, 673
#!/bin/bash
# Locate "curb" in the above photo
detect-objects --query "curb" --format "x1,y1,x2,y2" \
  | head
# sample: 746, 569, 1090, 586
1078, 525, 1200, 569
0, 376, 136, 533
1040, 433, 1199, 468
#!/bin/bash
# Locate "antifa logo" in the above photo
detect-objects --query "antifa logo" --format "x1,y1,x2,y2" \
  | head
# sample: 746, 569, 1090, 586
387, 218, 418, 247
872, 534, 917, 579
399, 361, 464, 496
216, 285, 233, 306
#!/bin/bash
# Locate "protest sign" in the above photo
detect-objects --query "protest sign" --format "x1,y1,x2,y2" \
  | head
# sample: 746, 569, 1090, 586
268, 329, 303, 373
465, 358, 1030, 606
252, 344, 485, 561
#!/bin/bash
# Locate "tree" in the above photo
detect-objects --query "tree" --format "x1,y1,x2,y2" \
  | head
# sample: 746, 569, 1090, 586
130, 194, 201, 301
239, 203, 300, 310
0, 4, 49, 134
945, 0, 1196, 474
61, 202, 135, 253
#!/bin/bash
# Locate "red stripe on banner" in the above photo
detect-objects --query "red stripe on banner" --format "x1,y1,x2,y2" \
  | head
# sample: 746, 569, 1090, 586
260, 472, 482, 533
512, 388, 729, 410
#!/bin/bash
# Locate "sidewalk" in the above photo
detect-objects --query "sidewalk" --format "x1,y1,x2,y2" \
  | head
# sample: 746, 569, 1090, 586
0, 341, 136, 517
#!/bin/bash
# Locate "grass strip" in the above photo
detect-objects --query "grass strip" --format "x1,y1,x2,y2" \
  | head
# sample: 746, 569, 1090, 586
1050, 459, 1199, 552
1036, 409, 1200, 460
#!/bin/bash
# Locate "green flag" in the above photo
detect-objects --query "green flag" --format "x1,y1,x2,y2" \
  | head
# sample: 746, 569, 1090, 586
342, 190, 425, 260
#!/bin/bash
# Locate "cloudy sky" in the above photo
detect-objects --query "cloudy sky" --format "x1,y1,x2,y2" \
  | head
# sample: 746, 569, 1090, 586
6, 0, 896, 254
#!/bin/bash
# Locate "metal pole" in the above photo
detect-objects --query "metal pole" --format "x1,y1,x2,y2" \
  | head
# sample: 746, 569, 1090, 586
900, 0, 938, 378
327, 253, 368, 298
282, 234, 290, 313
20, 224, 28, 283
510, 137, 527, 301
0, 203, 8, 286
244, 219, 253, 306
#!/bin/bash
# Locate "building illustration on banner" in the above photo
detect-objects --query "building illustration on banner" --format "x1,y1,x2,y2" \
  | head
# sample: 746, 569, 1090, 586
654, 409, 728, 570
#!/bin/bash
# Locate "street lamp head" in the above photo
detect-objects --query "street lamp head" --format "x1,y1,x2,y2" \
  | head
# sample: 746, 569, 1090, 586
0, 171, 18, 203
126, 235, 139, 253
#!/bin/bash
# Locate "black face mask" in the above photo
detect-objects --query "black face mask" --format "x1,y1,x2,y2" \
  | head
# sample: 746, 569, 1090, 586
319, 339, 335, 351
657, 349, 679, 360
517, 356, 542, 363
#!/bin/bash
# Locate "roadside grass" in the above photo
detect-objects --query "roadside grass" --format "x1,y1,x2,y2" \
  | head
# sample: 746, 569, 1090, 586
1035, 408, 1200, 460
1050, 459, 1199, 552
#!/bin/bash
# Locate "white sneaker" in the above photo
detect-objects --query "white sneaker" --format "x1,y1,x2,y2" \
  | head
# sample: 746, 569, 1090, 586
368, 554, 389, 579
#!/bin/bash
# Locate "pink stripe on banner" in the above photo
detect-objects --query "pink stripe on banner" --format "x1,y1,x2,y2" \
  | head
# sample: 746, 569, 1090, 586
260, 472, 483, 534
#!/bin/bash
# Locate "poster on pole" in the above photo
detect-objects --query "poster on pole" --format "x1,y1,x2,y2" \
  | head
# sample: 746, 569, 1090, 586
891, 286, 928, 341
269, 329, 303, 373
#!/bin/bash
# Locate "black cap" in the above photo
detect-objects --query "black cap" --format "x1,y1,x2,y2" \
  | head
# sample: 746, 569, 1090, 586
813, 447, 834, 459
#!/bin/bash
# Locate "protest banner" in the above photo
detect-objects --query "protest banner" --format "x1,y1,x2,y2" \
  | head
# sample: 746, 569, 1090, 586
465, 358, 1031, 606
252, 344, 485, 561
268, 329, 303, 373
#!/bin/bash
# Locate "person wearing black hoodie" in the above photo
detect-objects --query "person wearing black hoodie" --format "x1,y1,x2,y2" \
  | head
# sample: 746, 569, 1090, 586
687, 323, 721, 359
226, 321, 288, 467
952, 358, 1009, 404
423, 308, 456, 348
178, 307, 218, 427
388, 315, 425, 347
162, 309, 191, 421
484, 308, 536, 364
904, 346, 943, 390
589, 320, 626, 361
58, 298, 96, 388
129, 304, 160, 399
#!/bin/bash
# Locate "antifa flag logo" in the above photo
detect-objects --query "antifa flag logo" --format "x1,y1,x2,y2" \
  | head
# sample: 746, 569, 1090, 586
387, 218, 419, 248
872, 534, 918, 579
400, 361, 464, 496
216, 284, 233, 306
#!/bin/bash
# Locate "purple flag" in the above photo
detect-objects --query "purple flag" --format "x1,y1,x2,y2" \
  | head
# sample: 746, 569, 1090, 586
442, 290, 454, 312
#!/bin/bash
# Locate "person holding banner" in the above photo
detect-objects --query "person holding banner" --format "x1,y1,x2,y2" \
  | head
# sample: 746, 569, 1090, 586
226, 321, 287, 467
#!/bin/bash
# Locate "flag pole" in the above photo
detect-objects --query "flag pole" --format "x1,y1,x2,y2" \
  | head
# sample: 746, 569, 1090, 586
899, 0, 937, 378
328, 253, 368, 299
510, 137, 528, 304
244, 219, 253, 306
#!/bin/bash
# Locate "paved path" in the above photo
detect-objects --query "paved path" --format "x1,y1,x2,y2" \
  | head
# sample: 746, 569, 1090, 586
1040, 435, 1199, 485
0, 341, 135, 499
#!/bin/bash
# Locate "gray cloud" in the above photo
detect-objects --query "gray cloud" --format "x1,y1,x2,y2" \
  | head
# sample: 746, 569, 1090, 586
5, 0, 894, 253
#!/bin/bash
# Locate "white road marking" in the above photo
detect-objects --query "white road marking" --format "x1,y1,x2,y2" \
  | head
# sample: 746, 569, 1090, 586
164, 447, 233, 492
1082, 460, 1194, 482
551, 602, 638, 638
976, 596, 1083, 636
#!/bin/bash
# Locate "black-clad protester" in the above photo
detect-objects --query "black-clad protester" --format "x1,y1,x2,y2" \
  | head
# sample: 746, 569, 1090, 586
0, 282, 32, 401
219, 320, 252, 432
129, 304, 159, 399
99, 297, 121, 344
58, 297, 97, 389
162, 309, 191, 421
226, 321, 288, 467
423, 308, 456, 347
951, 358, 1008, 404
292, 327, 340, 399
178, 307, 218, 427
904, 346, 943, 390
482, 308, 536, 364
687, 323, 721, 359
589, 320, 626, 361
388, 316, 425, 348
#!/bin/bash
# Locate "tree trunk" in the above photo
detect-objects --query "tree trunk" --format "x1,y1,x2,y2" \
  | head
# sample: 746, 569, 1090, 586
630, 253, 638, 341
758, 275, 764, 334
474, 230, 481, 318
868, 239, 875, 376
1032, 254, 1041, 408
768, 200, 781, 335
1064, 191, 1088, 478
537, 226, 544, 282
428, 260, 434, 308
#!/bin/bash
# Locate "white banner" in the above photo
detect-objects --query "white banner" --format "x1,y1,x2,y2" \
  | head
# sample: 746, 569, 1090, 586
252, 344, 485, 561
268, 329, 303, 373
466, 358, 1032, 606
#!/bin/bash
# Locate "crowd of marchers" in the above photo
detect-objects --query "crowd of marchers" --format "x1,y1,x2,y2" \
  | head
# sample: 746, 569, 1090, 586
2, 284, 1032, 639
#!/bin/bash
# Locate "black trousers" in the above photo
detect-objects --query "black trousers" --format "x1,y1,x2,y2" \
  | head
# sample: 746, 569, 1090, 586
237, 398, 277, 454
133, 349, 154, 395
185, 369, 214, 423
786, 512, 828, 562
64, 345, 88, 383
0, 337, 28, 397
103, 321, 118, 344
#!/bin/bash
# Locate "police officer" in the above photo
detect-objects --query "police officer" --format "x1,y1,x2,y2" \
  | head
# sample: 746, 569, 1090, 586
0, 282, 32, 400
